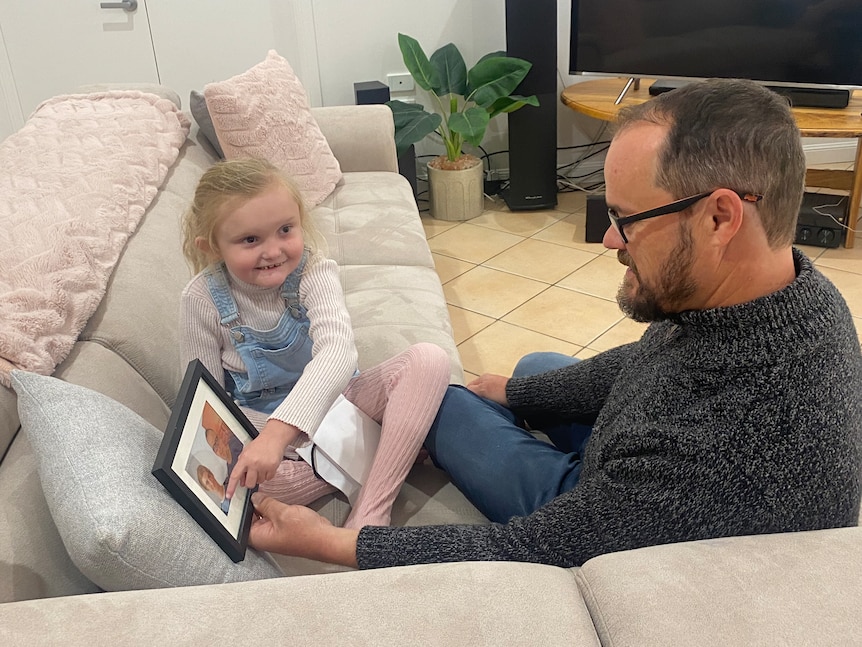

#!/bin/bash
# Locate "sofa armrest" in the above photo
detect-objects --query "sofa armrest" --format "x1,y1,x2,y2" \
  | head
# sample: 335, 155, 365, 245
312, 105, 398, 174
576, 526, 862, 645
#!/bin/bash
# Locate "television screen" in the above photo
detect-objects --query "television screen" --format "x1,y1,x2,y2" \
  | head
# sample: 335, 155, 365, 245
569, 0, 862, 89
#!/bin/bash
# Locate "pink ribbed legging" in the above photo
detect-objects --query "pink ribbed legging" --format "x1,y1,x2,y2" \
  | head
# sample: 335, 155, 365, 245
258, 342, 450, 528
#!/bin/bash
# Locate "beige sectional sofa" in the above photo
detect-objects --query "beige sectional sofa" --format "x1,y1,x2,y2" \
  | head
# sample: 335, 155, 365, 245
1, 89, 861, 646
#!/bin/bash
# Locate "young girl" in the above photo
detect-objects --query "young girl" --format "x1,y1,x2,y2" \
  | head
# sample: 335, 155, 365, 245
180, 158, 450, 529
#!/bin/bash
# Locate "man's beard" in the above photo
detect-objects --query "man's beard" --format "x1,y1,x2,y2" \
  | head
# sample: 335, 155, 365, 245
616, 226, 697, 322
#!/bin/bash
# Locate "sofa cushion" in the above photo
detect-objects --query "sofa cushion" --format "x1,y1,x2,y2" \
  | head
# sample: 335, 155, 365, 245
189, 89, 225, 158
204, 49, 342, 207
312, 172, 433, 267
10, 370, 283, 592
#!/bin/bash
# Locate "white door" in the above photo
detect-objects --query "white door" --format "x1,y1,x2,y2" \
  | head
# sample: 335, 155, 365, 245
0, 0, 160, 120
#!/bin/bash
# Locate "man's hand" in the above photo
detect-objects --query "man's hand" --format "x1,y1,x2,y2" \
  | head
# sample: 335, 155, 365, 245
466, 373, 510, 406
249, 493, 359, 568
226, 420, 299, 499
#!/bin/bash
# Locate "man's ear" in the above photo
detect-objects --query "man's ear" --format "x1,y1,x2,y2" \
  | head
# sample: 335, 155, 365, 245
707, 189, 745, 245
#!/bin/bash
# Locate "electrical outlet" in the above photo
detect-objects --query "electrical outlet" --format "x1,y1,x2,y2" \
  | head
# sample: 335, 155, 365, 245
387, 72, 414, 92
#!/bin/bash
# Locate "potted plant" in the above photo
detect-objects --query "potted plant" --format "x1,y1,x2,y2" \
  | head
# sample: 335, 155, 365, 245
387, 33, 539, 221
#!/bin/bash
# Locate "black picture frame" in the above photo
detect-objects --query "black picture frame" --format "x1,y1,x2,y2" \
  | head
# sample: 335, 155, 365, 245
152, 359, 259, 562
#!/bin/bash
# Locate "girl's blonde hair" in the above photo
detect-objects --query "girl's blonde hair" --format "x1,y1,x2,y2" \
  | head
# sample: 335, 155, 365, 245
181, 158, 324, 274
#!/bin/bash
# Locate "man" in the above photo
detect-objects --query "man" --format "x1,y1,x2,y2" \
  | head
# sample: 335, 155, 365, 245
248, 78, 862, 570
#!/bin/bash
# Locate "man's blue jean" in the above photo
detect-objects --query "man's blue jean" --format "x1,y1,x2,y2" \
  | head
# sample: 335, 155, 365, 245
424, 352, 592, 523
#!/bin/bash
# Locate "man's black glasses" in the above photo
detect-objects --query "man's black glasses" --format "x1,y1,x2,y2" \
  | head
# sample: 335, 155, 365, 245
608, 190, 763, 243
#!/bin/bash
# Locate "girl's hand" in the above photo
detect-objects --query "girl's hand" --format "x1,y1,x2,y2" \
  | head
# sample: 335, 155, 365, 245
226, 420, 299, 499
466, 373, 510, 406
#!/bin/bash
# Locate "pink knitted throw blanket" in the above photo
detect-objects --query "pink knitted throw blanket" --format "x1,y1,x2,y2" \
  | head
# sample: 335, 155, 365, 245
0, 91, 189, 386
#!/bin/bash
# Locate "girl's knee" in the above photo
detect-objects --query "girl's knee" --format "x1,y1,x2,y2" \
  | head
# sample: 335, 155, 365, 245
408, 342, 451, 377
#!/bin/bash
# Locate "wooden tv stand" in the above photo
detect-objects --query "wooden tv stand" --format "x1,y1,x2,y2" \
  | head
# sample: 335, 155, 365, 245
561, 78, 862, 248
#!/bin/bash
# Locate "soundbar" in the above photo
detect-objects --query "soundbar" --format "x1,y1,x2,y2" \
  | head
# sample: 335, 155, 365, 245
648, 79, 850, 109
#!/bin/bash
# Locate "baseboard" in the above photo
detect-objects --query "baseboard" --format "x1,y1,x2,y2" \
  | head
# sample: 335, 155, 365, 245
802, 139, 857, 166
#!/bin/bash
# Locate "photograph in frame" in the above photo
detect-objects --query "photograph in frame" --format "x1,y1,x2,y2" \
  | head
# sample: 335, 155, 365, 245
152, 359, 259, 562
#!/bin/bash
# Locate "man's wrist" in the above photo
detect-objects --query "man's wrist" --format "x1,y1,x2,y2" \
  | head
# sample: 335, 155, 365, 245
313, 527, 359, 568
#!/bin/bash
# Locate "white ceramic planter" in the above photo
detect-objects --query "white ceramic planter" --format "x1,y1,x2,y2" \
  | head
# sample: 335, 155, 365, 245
427, 159, 484, 221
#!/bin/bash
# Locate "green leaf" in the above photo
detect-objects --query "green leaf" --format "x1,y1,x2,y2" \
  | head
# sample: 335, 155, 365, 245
476, 51, 507, 65
448, 106, 490, 148
386, 100, 442, 157
487, 94, 540, 119
397, 33, 439, 93
467, 56, 532, 108
430, 43, 467, 96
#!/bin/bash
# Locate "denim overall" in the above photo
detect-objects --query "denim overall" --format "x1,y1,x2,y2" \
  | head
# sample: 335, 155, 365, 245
204, 250, 313, 415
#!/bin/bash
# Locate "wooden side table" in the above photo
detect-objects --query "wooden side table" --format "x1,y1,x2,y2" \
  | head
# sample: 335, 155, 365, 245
561, 78, 862, 248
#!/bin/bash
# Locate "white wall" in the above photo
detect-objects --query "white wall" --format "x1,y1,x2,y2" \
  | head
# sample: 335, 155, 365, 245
0, 23, 21, 142
311, 0, 505, 106
147, 0, 322, 109
0, 0, 853, 170
308, 0, 600, 176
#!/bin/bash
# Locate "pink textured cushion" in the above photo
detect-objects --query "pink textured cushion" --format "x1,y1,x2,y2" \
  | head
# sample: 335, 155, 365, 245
204, 50, 342, 207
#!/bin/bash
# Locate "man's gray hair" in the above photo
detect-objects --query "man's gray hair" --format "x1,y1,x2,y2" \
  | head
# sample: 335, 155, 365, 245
614, 78, 806, 247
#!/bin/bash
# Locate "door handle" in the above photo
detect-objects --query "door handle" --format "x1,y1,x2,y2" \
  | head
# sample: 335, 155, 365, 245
100, 0, 138, 10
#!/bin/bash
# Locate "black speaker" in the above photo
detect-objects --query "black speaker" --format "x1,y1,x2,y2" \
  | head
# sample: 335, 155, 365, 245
585, 194, 608, 243
354, 80, 391, 105
500, 0, 558, 211
795, 191, 846, 248
353, 81, 417, 195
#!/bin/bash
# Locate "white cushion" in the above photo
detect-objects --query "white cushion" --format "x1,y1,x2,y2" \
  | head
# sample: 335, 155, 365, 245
10, 370, 284, 591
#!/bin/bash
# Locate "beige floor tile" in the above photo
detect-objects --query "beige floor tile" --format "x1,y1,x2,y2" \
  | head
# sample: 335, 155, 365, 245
457, 320, 581, 376
483, 194, 512, 212
588, 317, 649, 352
446, 304, 495, 345
555, 190, 588, 214
557, 254, 626, 301
462, 370, 480, 383
432, 253, 475, 284
469, 208, 564, 238
574, 347, 600, 360
815, 244, 862, 276
531, 211, 607, 254
503, 286, 626, 347
442, 266, 548, 319
796, 244, 826, 262
816, 265, 862, 318
484, 238, 600, 284
428, 222, 523, 264
421, 216, 459, 239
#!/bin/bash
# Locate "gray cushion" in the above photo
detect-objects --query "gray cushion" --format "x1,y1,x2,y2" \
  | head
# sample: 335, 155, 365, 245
189, 89, 225, 158
10, 370, 283, 591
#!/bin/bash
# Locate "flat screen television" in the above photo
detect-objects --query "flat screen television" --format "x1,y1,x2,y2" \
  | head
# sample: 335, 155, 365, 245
569, 0, 862, 107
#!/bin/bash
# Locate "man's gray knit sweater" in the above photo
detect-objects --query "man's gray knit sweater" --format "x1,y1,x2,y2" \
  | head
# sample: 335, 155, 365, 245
356, 250, 862, 569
